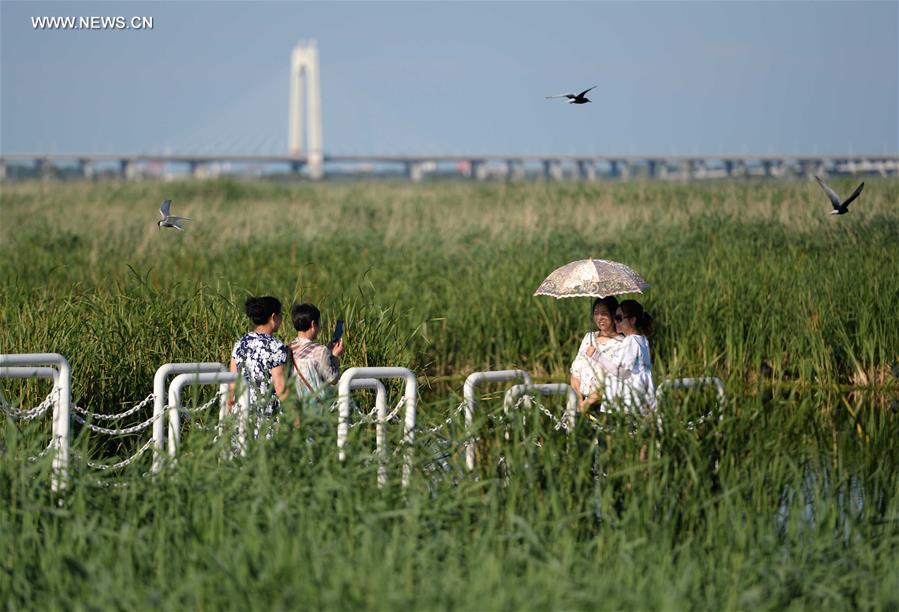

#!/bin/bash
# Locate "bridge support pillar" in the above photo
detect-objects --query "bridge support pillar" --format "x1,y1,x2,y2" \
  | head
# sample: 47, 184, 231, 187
188, 160, 202, 178
119, 159, 137, 180
0, 160, 6, 182
470, 160, 487, 181
506, 160, 525, 181
543, 159, 562, 181
79, 159, 94, 180
576, 160, 595, 181
647, 159, 659, 179
35, 158, 52, 181
405, 161, 425, 182
686, 159, 699, 180
609, 159, 629, 179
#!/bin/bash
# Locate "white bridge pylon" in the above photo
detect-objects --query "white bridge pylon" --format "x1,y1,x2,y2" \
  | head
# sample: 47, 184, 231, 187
289, 40, 324, 180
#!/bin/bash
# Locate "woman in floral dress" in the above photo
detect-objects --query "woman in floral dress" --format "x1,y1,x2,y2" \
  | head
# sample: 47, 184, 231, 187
228, 296, 289, 438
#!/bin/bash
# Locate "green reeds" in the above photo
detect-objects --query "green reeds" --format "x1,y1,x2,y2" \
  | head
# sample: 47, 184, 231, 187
1, 178, 897, 609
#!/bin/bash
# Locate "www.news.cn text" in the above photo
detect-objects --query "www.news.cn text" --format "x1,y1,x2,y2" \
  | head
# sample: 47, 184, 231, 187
31, 16, 154, 30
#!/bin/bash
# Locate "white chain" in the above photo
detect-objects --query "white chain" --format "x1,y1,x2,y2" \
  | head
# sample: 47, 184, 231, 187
73, 409, 164, 435
72, 393, 155, 421
0, 388, 58, 422
83, 437, 155, 471
349, 396, 406, 429
27, 442, 55, 462
179, 394, 223, 415
418, 401, 465, 436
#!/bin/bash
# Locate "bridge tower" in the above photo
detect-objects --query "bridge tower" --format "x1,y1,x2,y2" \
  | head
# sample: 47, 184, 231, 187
289, 41, 324, 179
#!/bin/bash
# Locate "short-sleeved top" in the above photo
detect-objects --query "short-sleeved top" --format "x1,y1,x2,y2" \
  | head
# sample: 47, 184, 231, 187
288, 337, 340, 398
231, 331, 288, 415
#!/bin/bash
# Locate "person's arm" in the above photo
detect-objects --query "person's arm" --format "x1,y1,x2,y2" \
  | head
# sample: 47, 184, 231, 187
227, 358, 238, 407
271, 364, 289, 401
323, 339, 343, 385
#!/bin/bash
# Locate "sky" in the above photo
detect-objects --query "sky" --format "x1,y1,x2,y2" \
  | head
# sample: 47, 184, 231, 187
1, 1, 897, 156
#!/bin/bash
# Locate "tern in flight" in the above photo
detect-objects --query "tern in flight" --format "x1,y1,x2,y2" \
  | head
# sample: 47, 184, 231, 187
545, 85, 597, 105
814, 176, 865, 215
157, 199, 191, 230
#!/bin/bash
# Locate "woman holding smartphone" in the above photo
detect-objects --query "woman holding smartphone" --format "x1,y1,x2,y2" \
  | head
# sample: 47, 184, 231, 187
288, 303, 345, 401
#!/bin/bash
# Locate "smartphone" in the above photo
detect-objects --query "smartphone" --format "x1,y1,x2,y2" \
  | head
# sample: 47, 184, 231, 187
331, 319, 345, 344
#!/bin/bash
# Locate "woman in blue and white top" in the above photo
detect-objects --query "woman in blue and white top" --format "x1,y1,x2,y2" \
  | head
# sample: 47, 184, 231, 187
588, 299, 656, 415
228, 296, 290, 436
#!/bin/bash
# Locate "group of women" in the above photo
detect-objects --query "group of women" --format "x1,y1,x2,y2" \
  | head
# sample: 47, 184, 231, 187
227, 293, 655, 439
569, 297, 656, 415
228, 296, 344, 436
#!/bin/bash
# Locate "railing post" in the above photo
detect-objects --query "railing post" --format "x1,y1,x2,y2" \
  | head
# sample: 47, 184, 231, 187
462, 369, 532, 471
167, 372, 245, 458
503, 383, 578, 432
152, 363, 227, 472
344, 378, 389, 486
338, 367, 417, 487
0, 353, 72, 492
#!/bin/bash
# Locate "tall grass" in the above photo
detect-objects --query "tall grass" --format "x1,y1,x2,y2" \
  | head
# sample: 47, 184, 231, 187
1, 178, 897, 609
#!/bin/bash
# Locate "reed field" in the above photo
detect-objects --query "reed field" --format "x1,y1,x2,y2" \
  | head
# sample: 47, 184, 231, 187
1, 178, 898, 609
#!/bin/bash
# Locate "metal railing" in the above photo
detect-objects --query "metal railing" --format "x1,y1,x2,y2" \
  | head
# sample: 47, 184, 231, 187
338, 367, 417, 487
462, 369, 532, 471
167, 371, 246, 457
0, 353, 72, 492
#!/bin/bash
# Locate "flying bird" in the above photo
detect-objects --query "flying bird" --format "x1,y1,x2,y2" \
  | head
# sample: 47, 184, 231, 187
157, 199, 191, 230
545, 85, 597, 105
814, 176, 865, 215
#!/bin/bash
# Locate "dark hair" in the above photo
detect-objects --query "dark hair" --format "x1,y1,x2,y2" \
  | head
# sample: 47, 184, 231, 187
619, 299, 653, 337
291, 303, 321, 332
245, 296, 282, 326
591, 296, 620, 318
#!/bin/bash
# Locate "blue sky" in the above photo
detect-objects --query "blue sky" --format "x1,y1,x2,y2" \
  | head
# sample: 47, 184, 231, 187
1, 1, 896, 156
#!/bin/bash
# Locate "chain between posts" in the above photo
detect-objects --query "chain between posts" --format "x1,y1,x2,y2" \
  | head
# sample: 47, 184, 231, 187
73, 393, 221, 435
73, 410, 164, 435
349, 396, 406, 429
418, 401, 466, 436
72, 393, 155, 421
0, 388, 59, 422
82, 437, 155, 471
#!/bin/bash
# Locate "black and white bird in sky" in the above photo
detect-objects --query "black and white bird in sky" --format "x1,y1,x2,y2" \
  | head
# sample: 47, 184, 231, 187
157, 199, 191, 230
545, 85, 597, 105
814, 176, 865, 215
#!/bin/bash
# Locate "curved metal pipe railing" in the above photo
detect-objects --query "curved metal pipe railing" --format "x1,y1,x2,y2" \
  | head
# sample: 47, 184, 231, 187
338, 367, 417, 487
462, 369, 532, 471
0, 353, 71, 492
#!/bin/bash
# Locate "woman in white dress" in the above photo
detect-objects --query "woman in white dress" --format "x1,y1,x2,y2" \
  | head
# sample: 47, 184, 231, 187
570, 297, 624, 410
588, 299, 655, 415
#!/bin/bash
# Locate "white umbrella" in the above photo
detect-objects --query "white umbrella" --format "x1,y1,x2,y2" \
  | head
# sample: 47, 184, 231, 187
534, 259, 650, 299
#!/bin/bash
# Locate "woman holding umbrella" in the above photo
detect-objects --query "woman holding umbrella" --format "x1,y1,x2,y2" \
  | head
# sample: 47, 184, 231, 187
534, 258, 652, 412
570, 296, 623, 409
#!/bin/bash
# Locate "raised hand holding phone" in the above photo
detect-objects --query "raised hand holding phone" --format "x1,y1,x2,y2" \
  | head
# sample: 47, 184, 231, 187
330, 320, 345, 357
